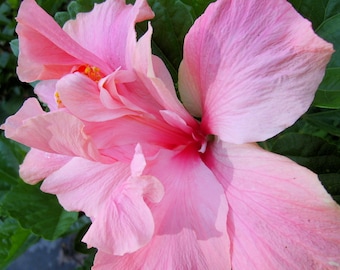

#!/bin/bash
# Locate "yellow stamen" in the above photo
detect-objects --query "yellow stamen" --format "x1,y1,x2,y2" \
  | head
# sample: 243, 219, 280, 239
54, 91, 64, 108
76, 64, 103, 82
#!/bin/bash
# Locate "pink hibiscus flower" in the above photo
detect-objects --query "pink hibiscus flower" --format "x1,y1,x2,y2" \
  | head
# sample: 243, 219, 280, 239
2, 0, 340, 269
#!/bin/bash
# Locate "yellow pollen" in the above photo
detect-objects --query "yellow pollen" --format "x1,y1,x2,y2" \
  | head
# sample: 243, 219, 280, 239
76, 64, 103, 82
54, 91, 64, 108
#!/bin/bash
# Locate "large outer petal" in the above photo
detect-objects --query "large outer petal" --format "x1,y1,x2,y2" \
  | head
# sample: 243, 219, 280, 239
179, 0, 333, 143
41, 148, 164, 256
94, 149, 231, 269
204, 140, 340, 269
16, 0, 110, 81
1, 98, 101, 161
63, 0, 154, 71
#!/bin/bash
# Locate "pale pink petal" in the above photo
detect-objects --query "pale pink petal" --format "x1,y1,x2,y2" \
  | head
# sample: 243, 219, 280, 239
34, 80, 58, 111
57, 73, 137, 121
19, 148, 71, 184
93, 149, 231, 269
16, 0, 110, 82
101, 69, 164, 116
179, 0, 334, 143
83, 173, 163, 255
85, 115, 195, 162
41, 158, 128, 214
98, 69, 139, 112
2, 98, 100, 160
63, 0, 154, 71
42, 147, 164, 255
204, 140, 340, 269
130, 144, 146, 177
133, 25, 197, 127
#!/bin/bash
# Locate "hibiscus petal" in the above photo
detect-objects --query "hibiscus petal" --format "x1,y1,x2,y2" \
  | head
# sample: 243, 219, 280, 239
179, 0, 334, 143
34, 80, 58, 111
63, 0, 154, 71
204, 140, 340, 269
42, 147, 164, 255
16, 0, 110, 81
94, 149, 231, 269
2, 98, 100, 160
85, 114, 198, 163
19, 148, 71, 184
57, 73, 137, 121
133, 25, 197, 127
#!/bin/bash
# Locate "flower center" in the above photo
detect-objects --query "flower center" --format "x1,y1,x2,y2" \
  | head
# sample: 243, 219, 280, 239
54, 64, 104, 108
191, 128, 212, 153
74, 64, 103, 82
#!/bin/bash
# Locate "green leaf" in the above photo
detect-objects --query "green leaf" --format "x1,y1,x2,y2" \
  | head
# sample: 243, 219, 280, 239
319, 174, 340, 204
76, 249, 96, 270
314, 68, 340, 109
9, 39, 18, 57
55, 0, 105, 26
287, 0, 340, 29
0, 217, 39, 269
288, 0, 328, 29
0, 134, 27, 178
304, 110, 340, 137
270, 133, 340, 174
35, 0, 69, 16
1, 181, 78, 240
181, 0, 215, 18
67, 0, 105, 17
54, 11, 71, 26
324, 0, 340, 19
317, 13, 340, 68
5, 0, 20, 10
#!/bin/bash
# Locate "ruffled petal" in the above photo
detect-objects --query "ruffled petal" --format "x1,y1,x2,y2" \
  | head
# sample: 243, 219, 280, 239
63, 0, 154, 71
57, 73, 137, 122
179, 0, 333, 143
16, 0, 110, 81
41, 146, 164, 255
19, 148, 71, 184
204, 140, 340, 269
93, 149, 231, 269
2, 98, 100, 160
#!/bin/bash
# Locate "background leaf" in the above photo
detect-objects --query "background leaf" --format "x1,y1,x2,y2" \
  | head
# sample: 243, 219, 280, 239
288, 0, 339, 29
0, 218, 39, 270
319, 174, 340, 204
317, 13, 340, 68
269, 133, 340, 174
1, 181, 78, 240
303, 110, 340, 137
313, 68, 340, 109
54, 0, 105, 26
